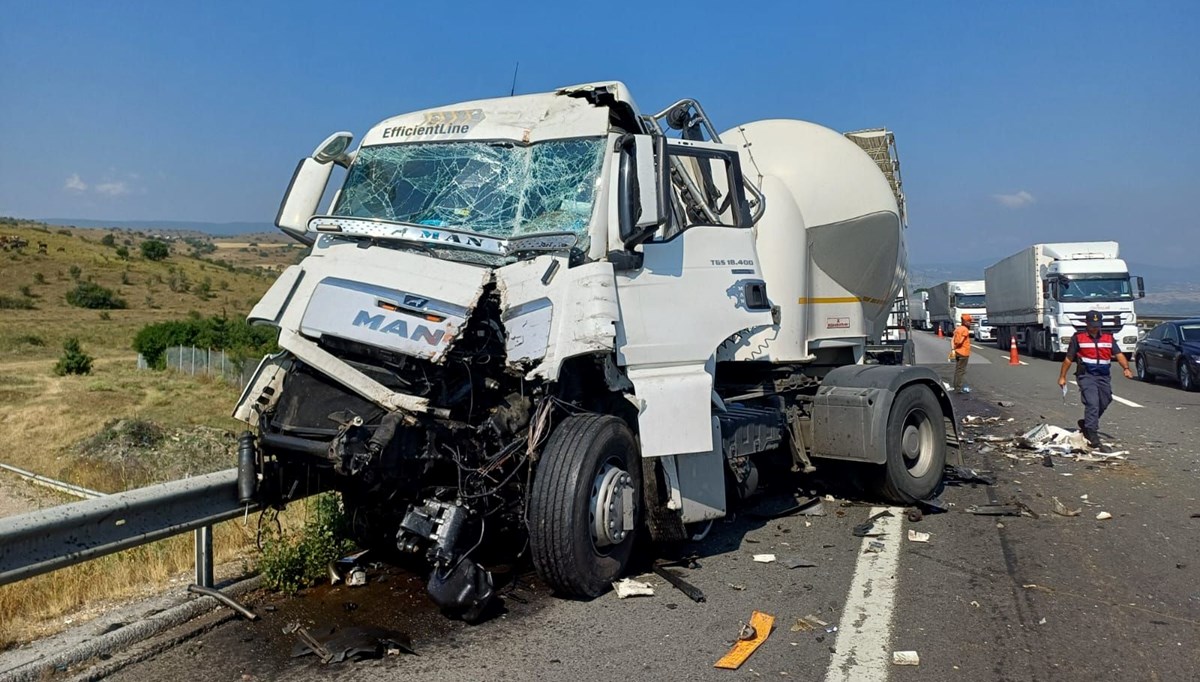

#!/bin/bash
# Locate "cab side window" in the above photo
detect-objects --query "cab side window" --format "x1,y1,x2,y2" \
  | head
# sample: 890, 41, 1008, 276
656, 145, 749, 240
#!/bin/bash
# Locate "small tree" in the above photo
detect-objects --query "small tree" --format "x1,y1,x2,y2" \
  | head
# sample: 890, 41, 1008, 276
33, 272, 46, 284
68, 264, 82, 280
115, 246, 130, 260
141, 240, 169, 261
100, 233, 116, 247
54, 338, 93, 376
66, 281, 127, 309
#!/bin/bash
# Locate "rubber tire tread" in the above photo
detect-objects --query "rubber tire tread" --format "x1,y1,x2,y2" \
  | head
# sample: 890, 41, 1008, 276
1136, 354, 1154, 383
528, 414, 640, 598
876, 385, 947, 504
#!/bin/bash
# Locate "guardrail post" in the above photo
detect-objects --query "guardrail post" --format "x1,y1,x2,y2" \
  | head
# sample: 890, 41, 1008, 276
194, 525, 214, 588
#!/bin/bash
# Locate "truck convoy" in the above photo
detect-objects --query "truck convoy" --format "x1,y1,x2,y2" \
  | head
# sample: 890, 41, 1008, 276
927, 280, 988, 337
233, 82, 956, 619
984, 242, 1143, 357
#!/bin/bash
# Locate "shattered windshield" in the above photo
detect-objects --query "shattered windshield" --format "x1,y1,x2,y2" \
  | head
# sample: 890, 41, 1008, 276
332, 138, 606, 241
1057, 276, 1133, 302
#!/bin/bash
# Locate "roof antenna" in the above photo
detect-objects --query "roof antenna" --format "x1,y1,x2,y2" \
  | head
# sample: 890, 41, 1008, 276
509, 62, 519, 97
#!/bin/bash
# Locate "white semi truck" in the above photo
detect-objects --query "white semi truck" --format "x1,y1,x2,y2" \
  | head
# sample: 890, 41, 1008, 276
984, 242, 1143, 357
233, 82, 956, 618
927, 280, 988, 336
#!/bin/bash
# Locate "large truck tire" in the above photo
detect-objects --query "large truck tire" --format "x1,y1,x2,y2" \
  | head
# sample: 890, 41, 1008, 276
875, 385, 946, 503
529, 414, 641, 598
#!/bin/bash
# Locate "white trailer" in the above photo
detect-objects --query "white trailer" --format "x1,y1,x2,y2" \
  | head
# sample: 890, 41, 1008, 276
927, 280, 987, 336
984, 242, 1143, 357
234, 83, 957, 617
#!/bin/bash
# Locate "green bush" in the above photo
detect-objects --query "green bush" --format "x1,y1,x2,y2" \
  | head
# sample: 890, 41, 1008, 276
68, 264, 82, 280
115, 246, 130, 260
100, 233, 116, 247
0, 295, 35, 310
66, 281, 127, 309
259, 494, 354, 594
54, 338, 93, 376
14, 334, 45, 347
132, 314, 278, 368
33, 272, 46, 284
140, 239, 169, 261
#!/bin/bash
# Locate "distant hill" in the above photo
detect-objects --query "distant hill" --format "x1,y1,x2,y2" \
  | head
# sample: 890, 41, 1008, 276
40, 218, 277, 236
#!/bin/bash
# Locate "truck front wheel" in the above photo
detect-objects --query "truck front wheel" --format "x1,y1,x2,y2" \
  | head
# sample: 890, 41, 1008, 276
529, 414, 641, 598
874, 385, 946, 503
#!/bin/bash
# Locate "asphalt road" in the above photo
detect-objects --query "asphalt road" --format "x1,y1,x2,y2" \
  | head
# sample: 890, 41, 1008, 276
98, 332, 1200, 681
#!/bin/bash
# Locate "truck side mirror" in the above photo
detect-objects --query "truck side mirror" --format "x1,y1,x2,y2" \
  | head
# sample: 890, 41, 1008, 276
275, 132, 355, 245
618, 134, 667, 247
1135, 276, 1145, 299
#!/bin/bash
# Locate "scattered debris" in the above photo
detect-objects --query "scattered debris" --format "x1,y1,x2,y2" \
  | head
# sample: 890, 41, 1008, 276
944, 465, 996, 486
727, 583, 746, 591
916, 496, 950, 514
715, 611, 775, 670
997, 401, 1015, 407
290, 624, 414, 663
965, 504, 1022, 516
1018, 424, 1091, 453
906, 508, 924, 523
790, 615, 828, 632
852, 509, 894, 537
652, 564, 706, 603
613, 578, 655, 598
864, 540, 885, 554
780, 556, 817, 569
1052, 497, 1081, 517
749, 496, 825, 520
346, 566, 368, 587
1042, 454, 1054, 468
1095, 511, 1113, 521
906, 530, 930, 543
893, 651, 921, 666
753, 554, 777, 563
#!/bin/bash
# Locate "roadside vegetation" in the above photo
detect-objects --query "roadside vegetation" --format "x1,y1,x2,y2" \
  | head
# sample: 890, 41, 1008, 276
0, 219, 304, 647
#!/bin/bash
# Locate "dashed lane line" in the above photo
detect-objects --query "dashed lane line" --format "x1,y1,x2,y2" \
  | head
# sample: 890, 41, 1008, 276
1068, 380, 1144, 408
824, 507, 902, 682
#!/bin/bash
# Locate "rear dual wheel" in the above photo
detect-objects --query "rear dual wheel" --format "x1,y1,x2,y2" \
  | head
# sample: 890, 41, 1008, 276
874, 385, 946, 503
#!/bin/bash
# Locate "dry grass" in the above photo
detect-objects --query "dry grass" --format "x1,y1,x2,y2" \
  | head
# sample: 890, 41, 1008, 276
0, 502, 316, 649
0, 220, 313, 647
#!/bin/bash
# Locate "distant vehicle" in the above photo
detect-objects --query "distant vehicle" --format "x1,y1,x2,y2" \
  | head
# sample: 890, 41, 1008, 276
926, 280, 986, 336
1133, 319, 1200, 391
984, 242, 1143, 358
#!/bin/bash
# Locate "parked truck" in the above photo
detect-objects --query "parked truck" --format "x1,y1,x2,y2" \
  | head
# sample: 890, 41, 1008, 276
984, 242, 1143, 357
233, 82, 956, 619
911, 289, 931, 331
927, 280, 987, 336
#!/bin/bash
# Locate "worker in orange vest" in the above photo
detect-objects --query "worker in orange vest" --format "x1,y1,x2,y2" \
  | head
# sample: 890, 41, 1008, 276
951, 313, 972, 393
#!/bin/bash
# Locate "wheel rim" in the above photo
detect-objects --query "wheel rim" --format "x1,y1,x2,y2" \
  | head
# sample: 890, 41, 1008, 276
900, 407, 936, 478
1181, 363, 1191, 390
589, 461, 633, 549
1136, 355, 1146, 379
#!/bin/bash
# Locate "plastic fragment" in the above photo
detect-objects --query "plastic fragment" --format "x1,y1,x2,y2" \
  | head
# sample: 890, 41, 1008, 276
864, 540, 885, 554
1052, 497, 1081, 517
1095, 511, 1112, 520
907, 529, 930, 543
753, 554, 777, 563
714, 611, 774, 670
613, 578, 655, 598
893, 651, 920, 666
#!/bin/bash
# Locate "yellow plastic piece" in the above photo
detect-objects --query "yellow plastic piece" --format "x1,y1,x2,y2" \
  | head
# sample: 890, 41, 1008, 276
714, 610, 775, 670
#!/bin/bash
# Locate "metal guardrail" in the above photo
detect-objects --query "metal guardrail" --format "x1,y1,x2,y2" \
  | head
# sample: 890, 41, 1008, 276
0, 462, 105, 500
0, 469, 258, 588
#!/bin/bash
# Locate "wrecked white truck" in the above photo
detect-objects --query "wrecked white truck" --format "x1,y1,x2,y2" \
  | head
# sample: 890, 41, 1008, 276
233, 82, 957, 618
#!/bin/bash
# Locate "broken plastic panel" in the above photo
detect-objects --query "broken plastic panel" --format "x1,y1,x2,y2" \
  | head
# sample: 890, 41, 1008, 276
333, 139, 606, 244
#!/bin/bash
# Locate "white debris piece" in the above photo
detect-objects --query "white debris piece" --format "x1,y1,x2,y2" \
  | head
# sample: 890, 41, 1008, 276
893, 651, 920, 666
613, 578, 655, 598
1018, 424, 1090, 453
1052, 497, 1081, 517
907, 529, 931, 543
1095, 511, 1113, 521
753, 554, 777, 563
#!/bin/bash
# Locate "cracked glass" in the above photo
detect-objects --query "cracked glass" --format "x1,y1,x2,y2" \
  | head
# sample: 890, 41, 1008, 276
333, 138, 606, 243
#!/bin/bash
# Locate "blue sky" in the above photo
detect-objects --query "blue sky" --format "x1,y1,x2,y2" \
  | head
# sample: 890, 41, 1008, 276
1, 1, 1196, 266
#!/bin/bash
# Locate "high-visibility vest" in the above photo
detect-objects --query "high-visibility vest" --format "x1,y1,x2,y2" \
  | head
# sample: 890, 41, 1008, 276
1074, 331, 1114, 368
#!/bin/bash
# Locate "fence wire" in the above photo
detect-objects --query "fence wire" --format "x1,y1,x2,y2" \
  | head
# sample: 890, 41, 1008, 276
137, 346, 259, 386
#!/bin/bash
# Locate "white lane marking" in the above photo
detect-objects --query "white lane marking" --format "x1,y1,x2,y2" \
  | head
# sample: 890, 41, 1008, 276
824, 507, 902, 682
1068, 380, 1143, 408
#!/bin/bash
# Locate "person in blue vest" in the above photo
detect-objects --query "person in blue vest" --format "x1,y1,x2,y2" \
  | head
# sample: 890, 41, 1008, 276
1057, 310, 1133, 448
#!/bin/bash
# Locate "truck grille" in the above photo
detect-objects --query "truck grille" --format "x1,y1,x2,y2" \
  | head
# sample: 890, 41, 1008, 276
1064, 312, 1132, 333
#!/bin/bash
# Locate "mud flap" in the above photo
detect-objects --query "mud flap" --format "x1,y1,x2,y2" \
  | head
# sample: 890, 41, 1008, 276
626, 364, 714, 458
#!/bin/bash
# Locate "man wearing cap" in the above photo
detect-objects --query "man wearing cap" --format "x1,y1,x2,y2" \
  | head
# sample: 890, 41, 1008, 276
951, 313, 972, 393
1057, 310, 1132, 448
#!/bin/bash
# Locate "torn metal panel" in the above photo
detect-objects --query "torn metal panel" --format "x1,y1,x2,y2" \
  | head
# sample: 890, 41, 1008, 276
248, 265, 304, 325
626, 364, 714, 457
496, 256, 619, 380
232, 352, 290, 426
277, 329, 434, 415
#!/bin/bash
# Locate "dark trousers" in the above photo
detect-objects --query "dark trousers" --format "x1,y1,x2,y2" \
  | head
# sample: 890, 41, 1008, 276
1078, 373, 1112, 432
953, 354, 969, 390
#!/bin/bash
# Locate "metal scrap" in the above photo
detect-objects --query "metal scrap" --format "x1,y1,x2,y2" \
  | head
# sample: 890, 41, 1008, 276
652, 564, 706, 603
965, 504, 1022, 516
187, 584, 258, 621
790, 615, 828, 632
944, 465, 996, 486
290, 625, 414, 663
852, 509, 894, 537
